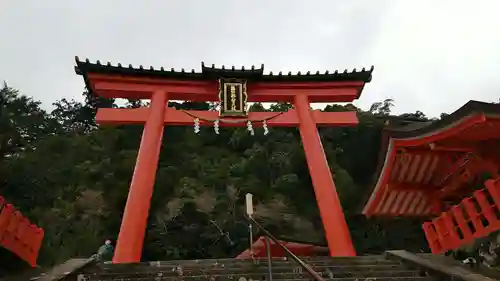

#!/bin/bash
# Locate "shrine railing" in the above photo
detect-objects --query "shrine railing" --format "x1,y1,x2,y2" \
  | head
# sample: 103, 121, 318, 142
422, 177, 500, 253
246, 216, 326, 281
0, 196, 44, 267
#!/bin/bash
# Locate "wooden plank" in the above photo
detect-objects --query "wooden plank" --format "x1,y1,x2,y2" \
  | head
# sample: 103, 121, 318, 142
385, 250, 497, 281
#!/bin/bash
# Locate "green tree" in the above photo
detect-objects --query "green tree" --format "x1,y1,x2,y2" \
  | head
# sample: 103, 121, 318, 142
0, 82, 56, 158
0, 88, 430, 266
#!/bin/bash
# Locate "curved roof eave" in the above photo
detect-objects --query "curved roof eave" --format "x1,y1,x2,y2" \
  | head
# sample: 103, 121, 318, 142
383, 101, 500, 139
361, 100, 500, 215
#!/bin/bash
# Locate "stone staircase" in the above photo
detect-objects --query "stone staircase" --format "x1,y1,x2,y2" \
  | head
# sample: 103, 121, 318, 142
72, 255, 435, 281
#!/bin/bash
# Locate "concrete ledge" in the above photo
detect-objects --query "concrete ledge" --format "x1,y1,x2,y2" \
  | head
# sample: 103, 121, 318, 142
36, 258, 95, 281
385, 250, 497, 281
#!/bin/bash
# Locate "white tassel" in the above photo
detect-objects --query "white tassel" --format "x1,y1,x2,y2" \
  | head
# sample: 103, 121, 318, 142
247, 120, 254, 136
194, 118, 200, 134
263, 120, 269, 135
214, 119, 220, 134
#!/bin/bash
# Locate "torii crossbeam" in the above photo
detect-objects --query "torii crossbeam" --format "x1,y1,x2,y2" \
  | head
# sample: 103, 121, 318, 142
75, 57, 374, 263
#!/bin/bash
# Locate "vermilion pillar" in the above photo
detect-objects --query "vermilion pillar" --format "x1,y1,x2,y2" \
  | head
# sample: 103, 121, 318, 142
113, 91, 167, 263
294, 94, 356, 256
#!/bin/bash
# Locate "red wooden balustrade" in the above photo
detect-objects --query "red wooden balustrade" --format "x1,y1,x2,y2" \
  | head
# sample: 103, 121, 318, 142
0, 196, 44, 267
422, 177, 500, 253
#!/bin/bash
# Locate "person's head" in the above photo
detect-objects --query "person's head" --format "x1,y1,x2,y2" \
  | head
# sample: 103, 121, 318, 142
105, 240, 112, 245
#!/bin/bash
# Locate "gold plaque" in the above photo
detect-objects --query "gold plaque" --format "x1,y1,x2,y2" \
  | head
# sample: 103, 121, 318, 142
218, 78, 248, 117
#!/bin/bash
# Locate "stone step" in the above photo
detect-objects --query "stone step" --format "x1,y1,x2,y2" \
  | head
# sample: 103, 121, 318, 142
274, 276, 434, 281
87, 263, 404, 276
77, 273, 434, 281
79, 270, 426, 280
91, 257, 398, 272
84, 263, 410, 275
80, 269, 421, 280
273, 278, 435, 281
102, 255, 390, 266
37, 258, 94, 281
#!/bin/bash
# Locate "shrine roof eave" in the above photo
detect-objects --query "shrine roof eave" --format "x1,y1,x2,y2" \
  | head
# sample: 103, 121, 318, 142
380, 101, 500, 139
360, 100, 500, 217
74, 56, 374, 86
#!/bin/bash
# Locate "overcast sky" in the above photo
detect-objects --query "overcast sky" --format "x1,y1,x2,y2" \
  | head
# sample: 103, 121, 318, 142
1, 0, 500, 117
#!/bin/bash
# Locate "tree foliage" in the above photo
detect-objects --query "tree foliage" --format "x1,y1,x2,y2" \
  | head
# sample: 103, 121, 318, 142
0, 83, 432, 266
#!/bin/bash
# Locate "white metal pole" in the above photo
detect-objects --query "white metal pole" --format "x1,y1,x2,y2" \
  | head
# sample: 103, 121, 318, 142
245, 193, 254, 258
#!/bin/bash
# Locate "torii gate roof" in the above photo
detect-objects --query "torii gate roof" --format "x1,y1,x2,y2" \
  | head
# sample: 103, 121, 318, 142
74, 57, 373, 103
75, 57, 373, 84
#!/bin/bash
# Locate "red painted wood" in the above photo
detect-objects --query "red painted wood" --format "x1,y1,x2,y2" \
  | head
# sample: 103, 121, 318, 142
428, 196, 443, 214
113, 91, 168, 264
294, 94, 355, 256
88, 74, 365, 102
366, 114, 487, 215
474, 190, 499, 228
421, 178, 500, 254
26, 225, 44, 267
1, 211, 22, 254
450, 205, 473, 242
486, 179, 500, 210
0, 200, 43, 266
19, 221, 35, 263
13, 217, 30, 262
422, 222, 441, 253
363, 149, 397, 216
312, 111, 359, 126
235, 236, 328, 259
93, 81, 360, 102
441, 211, 461, 248
96, 107, 359, 127
386, 191, 405, 215
462, 197, 487, 237
387, 183, 439, 193
436, 153, 471, 186
432, 216, 450, 251
0, 203, 14, 240
439, 168, 478, 199
394, 114, 486, 148
93, 81, 212, 100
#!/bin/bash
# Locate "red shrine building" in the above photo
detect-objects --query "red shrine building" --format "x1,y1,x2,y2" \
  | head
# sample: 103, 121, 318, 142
0, 196, 44, 267
75, 57, 373, 263
236, 236, 329, 259
362, 101, 500, 253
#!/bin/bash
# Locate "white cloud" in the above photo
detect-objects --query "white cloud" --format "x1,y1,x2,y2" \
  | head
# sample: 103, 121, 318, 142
360, 0, 500, 116
1, 0, 499, 117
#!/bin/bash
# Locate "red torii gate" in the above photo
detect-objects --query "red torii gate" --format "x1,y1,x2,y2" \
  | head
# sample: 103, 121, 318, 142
75, 57, 373, 263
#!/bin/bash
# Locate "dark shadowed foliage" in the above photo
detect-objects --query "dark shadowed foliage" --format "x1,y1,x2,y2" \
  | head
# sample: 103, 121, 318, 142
1, 83, 434, 267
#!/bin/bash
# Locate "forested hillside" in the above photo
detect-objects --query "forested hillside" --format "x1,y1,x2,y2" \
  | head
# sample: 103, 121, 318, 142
0, 82, 432, 266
